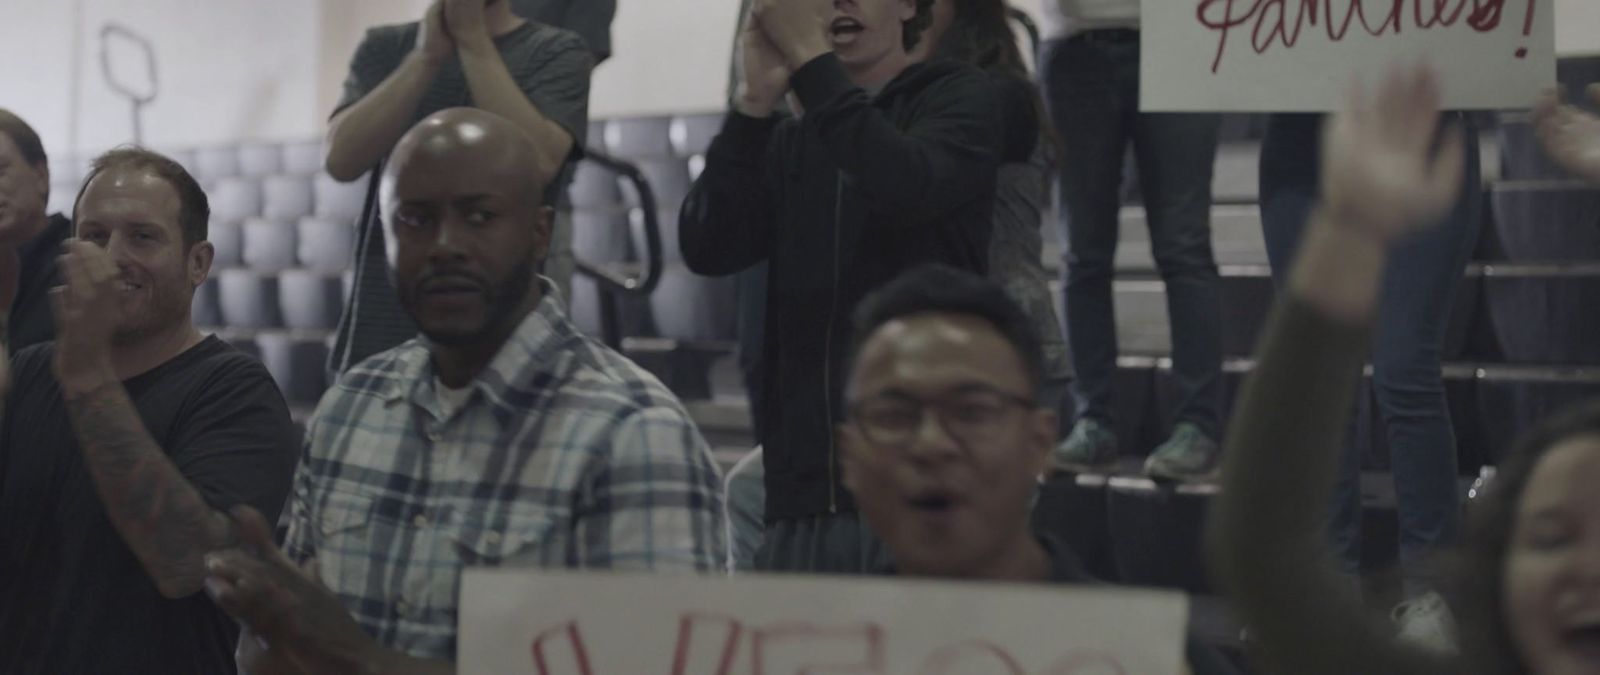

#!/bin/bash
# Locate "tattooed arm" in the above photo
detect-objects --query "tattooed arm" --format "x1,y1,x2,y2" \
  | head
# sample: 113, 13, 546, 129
66, 381, 237, 597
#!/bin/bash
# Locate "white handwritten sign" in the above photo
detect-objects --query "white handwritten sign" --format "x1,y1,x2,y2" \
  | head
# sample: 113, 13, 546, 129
458, 570, 1189, 674
1141, 0, 1556, 111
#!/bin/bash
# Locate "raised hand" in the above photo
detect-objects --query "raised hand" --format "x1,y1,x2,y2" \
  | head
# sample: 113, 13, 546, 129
752, 0, 833, 70
51, 239, 121, 397
735, 6, 794, 118
1532, 84, 1600, 186
1320, 64, 1465, 244
415, 0, 456, 66
443, 0, 491, 48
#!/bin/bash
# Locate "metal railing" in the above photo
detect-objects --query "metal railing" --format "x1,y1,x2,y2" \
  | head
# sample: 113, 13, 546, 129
571, 149, 665, 348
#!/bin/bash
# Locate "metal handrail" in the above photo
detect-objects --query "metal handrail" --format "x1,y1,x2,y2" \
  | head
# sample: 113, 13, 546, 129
99, 23, 158, 145
571, 149, 665, 347
1006, 6, 1042, 58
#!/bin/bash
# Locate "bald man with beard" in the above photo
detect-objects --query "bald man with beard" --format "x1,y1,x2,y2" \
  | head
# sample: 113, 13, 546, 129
204, 108, 726, 675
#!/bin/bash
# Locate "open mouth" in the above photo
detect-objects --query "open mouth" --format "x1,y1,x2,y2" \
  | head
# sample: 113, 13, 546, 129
830, 16, 865, 43
419, 275, 486, 298
1562, 617, 1600, 663
119, 280, 144, 293
906, 489, 960, 516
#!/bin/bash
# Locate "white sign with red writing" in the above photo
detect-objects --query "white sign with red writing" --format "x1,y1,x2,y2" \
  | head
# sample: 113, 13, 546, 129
1140, 0, 1556, 111
458, 570, 1189, 674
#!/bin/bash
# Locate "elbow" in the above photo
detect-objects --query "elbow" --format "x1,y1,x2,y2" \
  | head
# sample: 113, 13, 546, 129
323, 151, 366, 184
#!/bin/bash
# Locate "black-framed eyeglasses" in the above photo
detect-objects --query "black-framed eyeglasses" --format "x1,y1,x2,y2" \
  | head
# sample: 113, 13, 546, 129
848, 386, 1036, 448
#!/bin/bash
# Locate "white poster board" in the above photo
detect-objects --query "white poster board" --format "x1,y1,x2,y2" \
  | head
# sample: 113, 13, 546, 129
1140, 0, 1556, 111
459, 570, 1189, 674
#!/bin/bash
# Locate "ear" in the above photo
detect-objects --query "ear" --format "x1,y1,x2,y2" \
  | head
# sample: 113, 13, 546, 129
1025, 408, 1056, 478
900, 0, 919, 22
188, 240, 214, 288
532, 206, 554, 263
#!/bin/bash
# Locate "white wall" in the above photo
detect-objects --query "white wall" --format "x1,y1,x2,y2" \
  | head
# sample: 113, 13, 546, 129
2, 0, 320, 162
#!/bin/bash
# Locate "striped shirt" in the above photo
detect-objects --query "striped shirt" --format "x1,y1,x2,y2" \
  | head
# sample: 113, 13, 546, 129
281, 283, 726, 660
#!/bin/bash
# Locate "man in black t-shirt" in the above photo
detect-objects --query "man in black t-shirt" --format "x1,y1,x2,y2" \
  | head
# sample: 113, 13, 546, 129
325, 0, 590, 373
0, 109, 72, 352
0, 148, 300, 673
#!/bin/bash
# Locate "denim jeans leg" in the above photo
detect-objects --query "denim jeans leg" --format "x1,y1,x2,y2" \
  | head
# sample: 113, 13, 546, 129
1132, 111, 1223, 438
1259, 113, 1363, 572
1039, 36, 1135, 427
1375, 116, 1481, 599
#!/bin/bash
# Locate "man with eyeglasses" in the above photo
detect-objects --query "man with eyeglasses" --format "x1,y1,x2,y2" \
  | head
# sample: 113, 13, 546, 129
839, 264, 1237, 674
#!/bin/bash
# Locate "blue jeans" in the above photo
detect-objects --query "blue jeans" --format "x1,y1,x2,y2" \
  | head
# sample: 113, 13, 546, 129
1259, 113, 1481, 597
1038, 34, 1224, 437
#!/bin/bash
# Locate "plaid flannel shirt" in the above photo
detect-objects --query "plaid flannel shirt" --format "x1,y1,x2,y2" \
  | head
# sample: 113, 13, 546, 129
280, 288, 727, 659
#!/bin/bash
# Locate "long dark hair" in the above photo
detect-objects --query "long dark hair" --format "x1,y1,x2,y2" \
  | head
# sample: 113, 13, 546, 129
1453, 398, 1600, 674
931, 0, 1059, 165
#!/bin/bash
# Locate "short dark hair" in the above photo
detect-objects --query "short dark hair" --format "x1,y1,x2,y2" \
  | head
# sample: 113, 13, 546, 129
851, 264, 1045, 397
73, 147, 209, 248
903, 0, 937, 51
1452, 398, 1600, 674
0, 108, 48, 170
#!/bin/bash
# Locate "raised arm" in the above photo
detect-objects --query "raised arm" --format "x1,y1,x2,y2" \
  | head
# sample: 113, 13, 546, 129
446, 0, 589, 183
679, 7, 791, 277
1206, 66, 1467, 675
324, 2, 454, 182
1532, 83, 1600, 186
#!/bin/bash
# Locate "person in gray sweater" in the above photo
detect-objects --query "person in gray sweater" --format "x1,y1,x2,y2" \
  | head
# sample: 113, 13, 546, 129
1208, 65, 1600, 675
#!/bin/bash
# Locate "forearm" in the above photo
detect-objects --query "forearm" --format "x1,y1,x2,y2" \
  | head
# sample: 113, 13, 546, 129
457, 39, 574, 180
679, 113, 778, 275
325, 52, 442, 181
67, 381, 233, 598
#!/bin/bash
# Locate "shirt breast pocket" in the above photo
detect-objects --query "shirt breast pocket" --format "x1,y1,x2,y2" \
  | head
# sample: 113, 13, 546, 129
310, 490, 379, 591
447, 506, 566, 568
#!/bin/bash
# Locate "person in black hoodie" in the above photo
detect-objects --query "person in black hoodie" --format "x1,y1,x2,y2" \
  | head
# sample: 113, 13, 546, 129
681, 0, 1001, 573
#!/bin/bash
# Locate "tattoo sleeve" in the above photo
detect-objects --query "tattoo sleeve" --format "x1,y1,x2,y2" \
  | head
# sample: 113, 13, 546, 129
66, 381, 235, 598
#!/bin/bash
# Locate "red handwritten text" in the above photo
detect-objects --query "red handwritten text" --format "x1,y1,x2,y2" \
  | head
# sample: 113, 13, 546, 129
1195, 0, 1538, 73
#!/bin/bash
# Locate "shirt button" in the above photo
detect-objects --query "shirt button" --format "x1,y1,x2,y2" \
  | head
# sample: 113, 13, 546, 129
426, 428, 441, 442
484, 531, 502, 545
395, 598, 411, 616
413, 514, 429, 528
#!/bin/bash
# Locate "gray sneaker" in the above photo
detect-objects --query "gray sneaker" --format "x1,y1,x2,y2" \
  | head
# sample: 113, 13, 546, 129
1143, 422, 1220, 482
1049, 419, 1119, 474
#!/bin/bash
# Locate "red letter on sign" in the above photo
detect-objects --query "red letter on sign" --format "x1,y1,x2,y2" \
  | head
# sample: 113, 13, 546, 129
671, 612, 745, 675
530, 621, 596, 675
751, 622, 887, 675
916, 640, 1028, 675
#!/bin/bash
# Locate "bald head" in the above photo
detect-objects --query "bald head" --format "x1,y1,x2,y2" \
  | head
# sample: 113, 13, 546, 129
385, 107, 551, 199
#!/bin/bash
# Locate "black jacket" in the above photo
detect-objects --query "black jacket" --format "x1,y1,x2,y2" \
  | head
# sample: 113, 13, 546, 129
680, 54, 1001, 520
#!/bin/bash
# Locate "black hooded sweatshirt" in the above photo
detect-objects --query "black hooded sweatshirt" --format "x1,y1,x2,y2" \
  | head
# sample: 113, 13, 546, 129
680, 53, 1001, 521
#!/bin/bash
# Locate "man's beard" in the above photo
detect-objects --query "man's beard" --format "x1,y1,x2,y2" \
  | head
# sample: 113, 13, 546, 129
403, 257, 535, 347
112, 273, 192, 346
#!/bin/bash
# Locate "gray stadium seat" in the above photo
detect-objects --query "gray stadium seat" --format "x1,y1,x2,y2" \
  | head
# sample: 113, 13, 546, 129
313, 173, 367, 222
570, 162, 622, 209
193, 147, 241, 181
572, 209, 630, 263
621, 158, 691, 210
1489, 183, 1600, 262
277, 269, 345, 330
687, 155, 706, 181
281, 141, 324, 175
296, 216, 355, 272
242, 218, 299, 270
192, 276, 222, 328
210, 219, 244, 267
262, 175, 315, 221
237, 144, 284, 177
649, 265, 736, 341
585, 121, 608, 154
255, 331, 330, 405
604, 117, 674, 159
670, 113, 723, 158
629, 207, 680, 263
211, 177, 263, 222
217, 269, 283, 328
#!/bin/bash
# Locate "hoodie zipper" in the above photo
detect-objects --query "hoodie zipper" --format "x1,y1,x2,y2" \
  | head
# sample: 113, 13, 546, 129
824, 172, 844, 514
